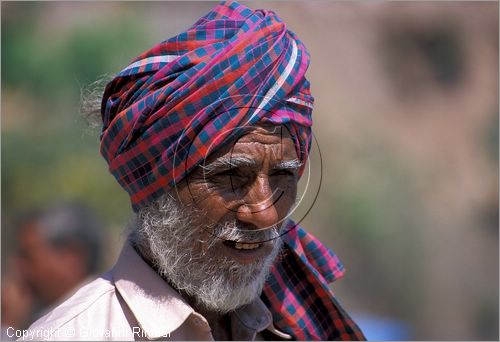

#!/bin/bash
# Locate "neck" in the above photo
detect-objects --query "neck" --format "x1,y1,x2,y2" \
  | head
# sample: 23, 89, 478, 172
181, 291, 232, 341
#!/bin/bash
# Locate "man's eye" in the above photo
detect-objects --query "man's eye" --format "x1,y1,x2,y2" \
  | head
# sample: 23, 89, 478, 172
271, 170, 295, 177
211, 169, 239, 178
209, 169, 250, 190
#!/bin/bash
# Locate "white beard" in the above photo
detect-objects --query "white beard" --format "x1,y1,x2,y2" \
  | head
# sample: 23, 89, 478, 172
131, 194, 283, 314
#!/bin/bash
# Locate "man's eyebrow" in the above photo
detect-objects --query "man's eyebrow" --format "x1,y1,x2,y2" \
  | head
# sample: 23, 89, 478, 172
200, 155, 256, 174
273, 159, 303, 170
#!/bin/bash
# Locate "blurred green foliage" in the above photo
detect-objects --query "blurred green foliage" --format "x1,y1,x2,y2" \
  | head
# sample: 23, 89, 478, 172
1, 3, 156, 225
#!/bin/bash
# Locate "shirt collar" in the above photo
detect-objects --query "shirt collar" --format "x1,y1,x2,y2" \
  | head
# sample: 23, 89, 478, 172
110, 241, 278, 340
111, 241, 207, 339
231, 295, 272, 340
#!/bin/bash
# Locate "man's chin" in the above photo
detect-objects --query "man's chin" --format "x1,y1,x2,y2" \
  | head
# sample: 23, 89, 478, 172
190, 241, 283, 313
189, 269, 267, 314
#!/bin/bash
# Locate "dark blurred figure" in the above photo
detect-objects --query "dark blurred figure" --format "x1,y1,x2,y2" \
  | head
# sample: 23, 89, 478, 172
1, 201, 104, 338
17, 202, 104, 306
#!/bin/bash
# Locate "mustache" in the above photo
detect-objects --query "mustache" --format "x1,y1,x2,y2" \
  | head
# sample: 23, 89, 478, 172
207, 220, 282, 244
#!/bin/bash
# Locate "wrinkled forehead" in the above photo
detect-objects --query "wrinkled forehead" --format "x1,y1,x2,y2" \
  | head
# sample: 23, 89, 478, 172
203, 124, 297, 164
235, 124, 292, 142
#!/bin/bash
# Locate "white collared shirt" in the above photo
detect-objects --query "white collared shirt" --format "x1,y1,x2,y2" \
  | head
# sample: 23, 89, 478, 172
20, 242, 290, 341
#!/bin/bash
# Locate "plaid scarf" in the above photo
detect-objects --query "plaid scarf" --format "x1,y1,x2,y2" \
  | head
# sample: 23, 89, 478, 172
264, 221, 365, 340
100, 1, 364, 340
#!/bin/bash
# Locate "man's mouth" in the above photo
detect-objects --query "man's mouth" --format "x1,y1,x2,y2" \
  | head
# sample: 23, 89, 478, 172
221, 239, 274, 264
223, 240, 262, 250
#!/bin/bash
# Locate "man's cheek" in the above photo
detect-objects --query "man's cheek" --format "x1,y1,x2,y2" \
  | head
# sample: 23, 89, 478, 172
176, 180, 212, 206
276, 187, 297, 215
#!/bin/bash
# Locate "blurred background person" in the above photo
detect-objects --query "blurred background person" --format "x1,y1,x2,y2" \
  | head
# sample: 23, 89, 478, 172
1, 201, 104, 338
1, 256, 34, 339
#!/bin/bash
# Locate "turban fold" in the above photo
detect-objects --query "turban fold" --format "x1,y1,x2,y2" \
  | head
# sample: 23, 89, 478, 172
101, 0, 313, 211
100, 1, 365, 340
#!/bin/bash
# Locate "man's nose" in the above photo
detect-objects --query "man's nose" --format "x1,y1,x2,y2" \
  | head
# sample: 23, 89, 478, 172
236, 174, 279, 229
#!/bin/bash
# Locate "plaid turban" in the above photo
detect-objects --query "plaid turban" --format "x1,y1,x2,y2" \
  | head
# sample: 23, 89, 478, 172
101, 1, 313, 211
100, 1, 364, 340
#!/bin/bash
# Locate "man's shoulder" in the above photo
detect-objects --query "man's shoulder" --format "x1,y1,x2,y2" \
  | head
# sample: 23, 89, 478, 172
23, 272, 119, 340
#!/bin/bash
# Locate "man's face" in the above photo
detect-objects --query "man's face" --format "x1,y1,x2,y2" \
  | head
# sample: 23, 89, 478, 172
176, 124, 300, 263
136, 124, 301, 313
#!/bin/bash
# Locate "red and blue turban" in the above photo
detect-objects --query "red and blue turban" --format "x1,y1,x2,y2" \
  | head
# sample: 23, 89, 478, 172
101, 1, 313, 211
100, 1, 364, 340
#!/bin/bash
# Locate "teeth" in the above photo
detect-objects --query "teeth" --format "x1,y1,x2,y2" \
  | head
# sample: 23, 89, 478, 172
234, 242, 261, 250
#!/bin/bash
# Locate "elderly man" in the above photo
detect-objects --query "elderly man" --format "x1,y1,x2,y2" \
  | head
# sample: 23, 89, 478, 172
24, 2, 364, 340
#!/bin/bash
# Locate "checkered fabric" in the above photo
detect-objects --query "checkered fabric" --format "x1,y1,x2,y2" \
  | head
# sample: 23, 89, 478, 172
263, 221, 366, 340
100, 1, 365, 340
100, 0, 313, 211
